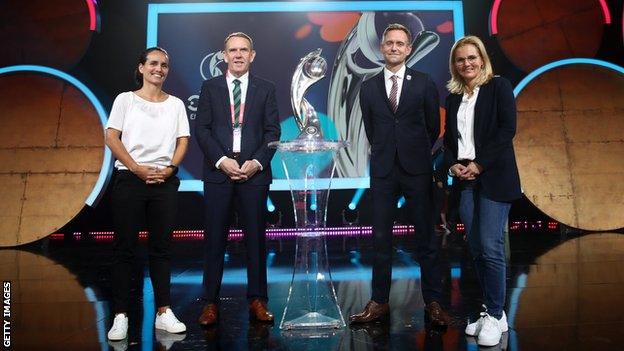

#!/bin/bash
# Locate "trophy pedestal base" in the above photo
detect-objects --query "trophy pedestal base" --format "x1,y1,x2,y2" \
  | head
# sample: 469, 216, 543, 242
281, 312, 343, 330
278, 234, 346, 330
270, 138, 349, 331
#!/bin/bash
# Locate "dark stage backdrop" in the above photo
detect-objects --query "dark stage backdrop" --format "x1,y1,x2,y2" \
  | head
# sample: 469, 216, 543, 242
10, 0, 620, 233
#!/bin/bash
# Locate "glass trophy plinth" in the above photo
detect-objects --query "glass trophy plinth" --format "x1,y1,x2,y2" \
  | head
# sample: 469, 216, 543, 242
269, 139, 348, 330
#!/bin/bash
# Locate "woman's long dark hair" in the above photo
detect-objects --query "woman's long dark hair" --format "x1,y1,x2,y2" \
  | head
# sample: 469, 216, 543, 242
134, 46, 169, 89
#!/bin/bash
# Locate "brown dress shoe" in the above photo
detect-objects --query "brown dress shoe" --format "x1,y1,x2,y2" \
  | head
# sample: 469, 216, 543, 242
249, 299, 274, 322
425, 301, 451, 327
198, 303, 218, 326
349, 300, 390, 324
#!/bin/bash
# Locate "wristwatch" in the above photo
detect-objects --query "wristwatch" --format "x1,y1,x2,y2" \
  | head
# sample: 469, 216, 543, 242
167, 164, 179, 176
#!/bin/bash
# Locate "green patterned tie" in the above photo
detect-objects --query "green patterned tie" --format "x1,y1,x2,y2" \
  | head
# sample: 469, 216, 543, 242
232, 79, 241, 128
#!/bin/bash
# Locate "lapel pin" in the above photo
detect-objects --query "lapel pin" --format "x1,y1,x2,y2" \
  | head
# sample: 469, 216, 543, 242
406, 75, 412, 80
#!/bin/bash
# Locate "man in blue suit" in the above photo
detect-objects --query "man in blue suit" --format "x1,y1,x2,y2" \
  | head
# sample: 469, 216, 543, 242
195, 32, 280, 325
349, 24, 449, 325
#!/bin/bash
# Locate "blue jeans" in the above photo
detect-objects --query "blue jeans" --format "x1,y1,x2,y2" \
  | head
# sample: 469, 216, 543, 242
459, 183, 510, 318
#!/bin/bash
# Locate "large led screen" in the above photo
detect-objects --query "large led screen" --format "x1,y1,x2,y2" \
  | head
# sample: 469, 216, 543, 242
147, 1, 464, 191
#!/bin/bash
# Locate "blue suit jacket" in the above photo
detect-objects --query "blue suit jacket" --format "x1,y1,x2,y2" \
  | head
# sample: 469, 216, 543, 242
444, 76, 522, 202
195, 74, 280, 185
360, 68, 440, 177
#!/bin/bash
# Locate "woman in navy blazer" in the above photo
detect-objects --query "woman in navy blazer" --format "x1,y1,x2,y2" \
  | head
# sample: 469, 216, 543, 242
444, 36, 521, 347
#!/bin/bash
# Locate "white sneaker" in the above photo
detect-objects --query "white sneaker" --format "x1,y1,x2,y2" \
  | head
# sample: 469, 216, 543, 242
465, 310, 508, 336
155, 308, 187, 333
498, 311, 508, 332
465, 314, 484, 336
107, 314, 128, 341
477, 312, 505, 347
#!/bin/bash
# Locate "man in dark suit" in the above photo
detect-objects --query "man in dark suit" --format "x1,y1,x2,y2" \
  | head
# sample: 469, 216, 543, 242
349, 24, 449, 325
195, 32, 280, 325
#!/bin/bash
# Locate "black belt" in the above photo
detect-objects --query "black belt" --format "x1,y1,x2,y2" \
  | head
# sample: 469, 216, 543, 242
232, 152, 241, 160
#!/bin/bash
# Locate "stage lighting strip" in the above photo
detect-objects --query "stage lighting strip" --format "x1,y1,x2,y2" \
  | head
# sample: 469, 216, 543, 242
490, 0, 611, 35
85, 0, 99, 31
147, 1, 465, 47
513, 58, 624, 96
54, 221, 560, 241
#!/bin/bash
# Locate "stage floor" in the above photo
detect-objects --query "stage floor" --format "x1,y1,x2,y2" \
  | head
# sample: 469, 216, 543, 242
3, 227, 623, 350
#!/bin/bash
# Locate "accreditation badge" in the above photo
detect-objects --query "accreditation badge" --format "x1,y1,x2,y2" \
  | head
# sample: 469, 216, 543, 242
233, 126, 242, 153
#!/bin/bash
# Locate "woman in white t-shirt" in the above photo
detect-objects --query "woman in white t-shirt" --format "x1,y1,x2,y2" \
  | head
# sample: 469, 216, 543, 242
104, 47, 190, 341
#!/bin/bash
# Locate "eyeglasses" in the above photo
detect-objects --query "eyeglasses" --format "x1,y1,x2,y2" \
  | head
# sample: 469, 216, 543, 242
455, 55, 480, 65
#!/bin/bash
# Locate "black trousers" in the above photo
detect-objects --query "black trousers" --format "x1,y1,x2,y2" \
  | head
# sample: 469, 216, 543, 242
110, 170, 179, 313
202, 181, 269, 303
370, 162, 443, 304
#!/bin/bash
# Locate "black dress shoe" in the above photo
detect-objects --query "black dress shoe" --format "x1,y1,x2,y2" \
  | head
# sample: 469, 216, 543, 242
349, 300, 390, 324
425, 301, 451, 327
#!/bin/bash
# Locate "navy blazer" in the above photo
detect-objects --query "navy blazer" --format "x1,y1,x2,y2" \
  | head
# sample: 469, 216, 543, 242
444, 76, 522, 202
360, 68, 440, 177
195, 74, 280, 185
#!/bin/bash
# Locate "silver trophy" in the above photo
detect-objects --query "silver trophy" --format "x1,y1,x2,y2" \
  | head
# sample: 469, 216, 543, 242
269, 49, 347, 331
291, 48, 327, 142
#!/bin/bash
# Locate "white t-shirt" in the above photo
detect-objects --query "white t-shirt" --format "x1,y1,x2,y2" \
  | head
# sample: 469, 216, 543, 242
106, 92, 190, 170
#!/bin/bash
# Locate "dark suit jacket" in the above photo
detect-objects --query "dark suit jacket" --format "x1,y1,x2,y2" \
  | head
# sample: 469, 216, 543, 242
443, 76, 522, 202
195, 74, 280, 185
360, 68, 440, 177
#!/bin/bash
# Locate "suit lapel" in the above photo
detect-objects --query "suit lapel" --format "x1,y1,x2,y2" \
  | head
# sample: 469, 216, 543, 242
374, 72, 394, 114
396, 69, 412, 114
243, 75, 257, 130
447, 93, 461, 142
217, 76, 232, 130
473, 81, 489, 144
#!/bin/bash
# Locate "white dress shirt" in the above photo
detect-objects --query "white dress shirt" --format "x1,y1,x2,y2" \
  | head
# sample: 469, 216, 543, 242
215, 70, 262, 171
383, 65, 406, 105
226, 70, 248, 122
457, 87, 480, 160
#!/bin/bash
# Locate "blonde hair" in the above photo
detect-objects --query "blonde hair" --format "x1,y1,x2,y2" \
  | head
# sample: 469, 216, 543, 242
446, 35, 494, 94
382, 23, 412, 44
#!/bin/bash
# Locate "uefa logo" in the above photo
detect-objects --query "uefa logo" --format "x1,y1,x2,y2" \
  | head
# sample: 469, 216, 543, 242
200, 51, 225, 80
186, 51, 225, 119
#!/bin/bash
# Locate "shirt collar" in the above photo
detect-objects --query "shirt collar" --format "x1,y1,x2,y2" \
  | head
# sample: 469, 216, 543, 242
462, 86, 480, 101
384, 65, 406, 81
226, 70, 249, 85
